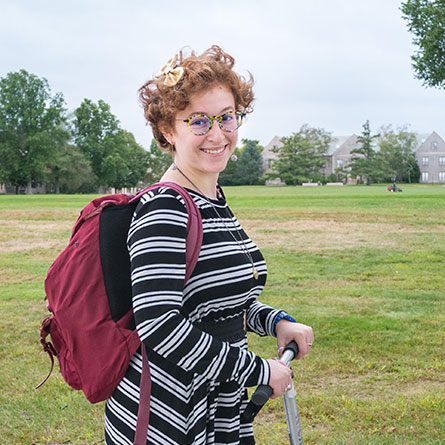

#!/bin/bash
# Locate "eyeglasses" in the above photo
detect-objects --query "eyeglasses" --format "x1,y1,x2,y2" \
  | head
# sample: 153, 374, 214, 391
179, 110, 246, 136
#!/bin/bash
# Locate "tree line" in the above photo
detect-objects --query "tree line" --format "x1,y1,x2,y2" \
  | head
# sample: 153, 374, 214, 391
0, 70, 151, 193
263, 120, 421, 186
0, 70, 425, 194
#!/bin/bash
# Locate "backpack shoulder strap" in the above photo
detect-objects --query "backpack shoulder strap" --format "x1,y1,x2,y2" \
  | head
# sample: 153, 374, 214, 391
130, 181, 202, 283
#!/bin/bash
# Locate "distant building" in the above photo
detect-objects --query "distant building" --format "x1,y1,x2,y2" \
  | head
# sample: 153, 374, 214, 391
415, 132, 445, 184
263, 131, 445, 184
263, 134, 361, 184
320, 135, 360, 180
262, 135, 285, 185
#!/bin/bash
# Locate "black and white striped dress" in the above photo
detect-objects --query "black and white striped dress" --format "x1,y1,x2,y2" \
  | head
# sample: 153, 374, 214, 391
105, 185, 285, 445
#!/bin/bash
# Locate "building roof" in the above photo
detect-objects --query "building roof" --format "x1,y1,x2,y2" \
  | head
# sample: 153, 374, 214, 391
416, 131, 445, 155
327, 135, 357, 155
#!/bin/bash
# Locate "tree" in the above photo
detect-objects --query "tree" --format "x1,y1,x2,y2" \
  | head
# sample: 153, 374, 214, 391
401, 0, 445, 88
218, 147, 241, 186
270, 124, 332, 185
236, 139, 264, 185
73, 99, 120, 185
328, 167, 349, 184
45, 144, 96, 193
349, 121, 387, 185
144, 139, 173, 184
100, 130, 149, 190
0, 70, 68, 192
378, 125, 420, 183
73, 99, 148, 189
119, 131, 150, 188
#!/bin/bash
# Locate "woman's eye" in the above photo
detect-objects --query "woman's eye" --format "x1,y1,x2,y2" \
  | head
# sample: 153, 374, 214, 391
190, 118, 208, 127
222, 113, 234, 122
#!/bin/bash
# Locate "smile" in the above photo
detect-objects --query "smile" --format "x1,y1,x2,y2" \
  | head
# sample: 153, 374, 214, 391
201, 146, 226, 155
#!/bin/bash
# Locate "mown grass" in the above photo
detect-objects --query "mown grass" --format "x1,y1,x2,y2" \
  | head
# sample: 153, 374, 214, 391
0, 184, 444, 444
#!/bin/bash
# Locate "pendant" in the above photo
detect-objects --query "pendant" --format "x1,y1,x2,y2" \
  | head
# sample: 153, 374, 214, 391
253, 266, 259, 280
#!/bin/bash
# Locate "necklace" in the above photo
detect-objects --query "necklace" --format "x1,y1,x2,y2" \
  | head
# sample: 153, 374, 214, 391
172, 164, 259, 280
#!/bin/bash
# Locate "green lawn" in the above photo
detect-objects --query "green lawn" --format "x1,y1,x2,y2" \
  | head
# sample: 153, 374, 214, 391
1, 184, 444, 444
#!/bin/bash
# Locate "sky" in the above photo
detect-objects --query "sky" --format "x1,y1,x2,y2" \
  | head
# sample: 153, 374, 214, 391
1, 0, 444, 149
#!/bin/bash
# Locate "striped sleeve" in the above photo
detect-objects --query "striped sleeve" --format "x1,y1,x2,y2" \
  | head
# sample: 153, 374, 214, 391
245, 300, 284, 337
128, 188, 270, 387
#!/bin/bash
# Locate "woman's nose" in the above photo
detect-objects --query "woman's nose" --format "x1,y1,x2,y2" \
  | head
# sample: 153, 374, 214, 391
206, 120, 226, 141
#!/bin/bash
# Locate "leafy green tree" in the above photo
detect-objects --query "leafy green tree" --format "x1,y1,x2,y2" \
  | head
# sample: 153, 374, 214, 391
100, 130, 149, 190
236, 139, 264, 185
328, 167, 348, 184
144, 139, 172, 184
401, 0, 445, 88
73, 99, 148, 189
46, 144, 96, 193
0, 70, 68, 192
218, 147, 241, 186
119, 131, 150, 188
73, 99, 120, 185
378, 125, 420, 183
270, 124, 331, 185
349, 121, 387, 185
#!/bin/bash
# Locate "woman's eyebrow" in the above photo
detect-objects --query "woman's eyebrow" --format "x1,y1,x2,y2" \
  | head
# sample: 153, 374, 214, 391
187, 106, 235, 117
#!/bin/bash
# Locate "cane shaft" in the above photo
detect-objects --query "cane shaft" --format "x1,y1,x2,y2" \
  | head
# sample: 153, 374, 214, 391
283, 384, 304, 445
280, 342, 303, 444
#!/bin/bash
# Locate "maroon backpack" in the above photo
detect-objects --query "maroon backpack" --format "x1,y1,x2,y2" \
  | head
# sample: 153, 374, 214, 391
36, 182, 202, 444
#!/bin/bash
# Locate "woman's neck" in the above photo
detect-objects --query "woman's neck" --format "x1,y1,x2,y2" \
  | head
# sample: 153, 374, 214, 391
161, 163, 219, 200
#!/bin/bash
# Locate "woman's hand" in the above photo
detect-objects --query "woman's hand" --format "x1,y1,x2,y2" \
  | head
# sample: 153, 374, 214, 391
276, 320, 314, 360
266, 358, 293, 399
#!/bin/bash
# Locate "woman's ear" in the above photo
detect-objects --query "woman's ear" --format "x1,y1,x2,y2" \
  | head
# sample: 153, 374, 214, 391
159, 122, 175, 146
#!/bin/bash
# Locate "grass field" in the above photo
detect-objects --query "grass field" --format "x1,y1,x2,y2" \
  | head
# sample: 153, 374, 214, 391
0, 184, 444, 444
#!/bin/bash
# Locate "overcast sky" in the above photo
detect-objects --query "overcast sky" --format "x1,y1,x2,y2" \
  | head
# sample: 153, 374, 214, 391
1, 0, 444, 149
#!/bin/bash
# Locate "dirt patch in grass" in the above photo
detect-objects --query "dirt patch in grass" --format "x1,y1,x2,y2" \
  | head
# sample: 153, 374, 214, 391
0, 219, 71, 231
0, 239, 65, 253
0, 219, 72, 235
0, 209, 78, 221
0, 219, 71, 253
1, 297, 44, 312
0, 267, 38, 285
242, 219, 445, 251
303, 372, 444, 398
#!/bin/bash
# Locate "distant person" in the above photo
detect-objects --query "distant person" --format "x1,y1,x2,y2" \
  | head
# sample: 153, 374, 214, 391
389, 182, 402, 192
104, 46, 314, 444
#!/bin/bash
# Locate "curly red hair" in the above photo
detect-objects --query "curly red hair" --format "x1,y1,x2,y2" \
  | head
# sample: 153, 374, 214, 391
139, 45, 254, 153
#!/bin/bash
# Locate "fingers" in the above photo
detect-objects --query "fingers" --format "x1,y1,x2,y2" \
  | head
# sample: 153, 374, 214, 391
299, 336, 313, 358
267, 359, 293, 399
296, 335, 313, 359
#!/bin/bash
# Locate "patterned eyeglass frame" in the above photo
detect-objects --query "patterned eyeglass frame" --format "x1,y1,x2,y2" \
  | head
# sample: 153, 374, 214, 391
180, 111, 246, 136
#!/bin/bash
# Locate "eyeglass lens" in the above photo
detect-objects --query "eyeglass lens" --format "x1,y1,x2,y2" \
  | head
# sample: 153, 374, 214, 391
188, 112, 242, 135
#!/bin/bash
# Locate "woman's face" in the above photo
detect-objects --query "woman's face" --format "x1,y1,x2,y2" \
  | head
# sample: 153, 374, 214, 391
167, 84, 238, 178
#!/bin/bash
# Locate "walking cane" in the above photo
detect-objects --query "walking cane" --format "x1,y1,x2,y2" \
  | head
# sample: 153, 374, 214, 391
241, 341, 303, 445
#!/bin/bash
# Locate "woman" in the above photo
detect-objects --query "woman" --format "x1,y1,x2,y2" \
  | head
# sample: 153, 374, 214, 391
105, 45, 314, 445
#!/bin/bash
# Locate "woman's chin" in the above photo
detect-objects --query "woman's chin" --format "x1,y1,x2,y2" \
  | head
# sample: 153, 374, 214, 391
201, 157, 231, 174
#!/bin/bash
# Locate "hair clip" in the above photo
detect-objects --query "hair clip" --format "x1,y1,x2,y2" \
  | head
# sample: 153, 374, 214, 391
155, 54, 185, 87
